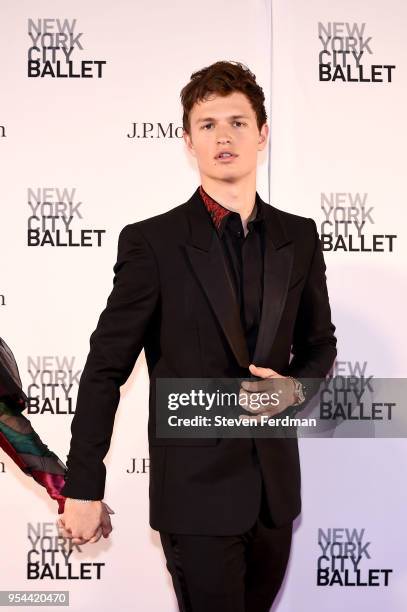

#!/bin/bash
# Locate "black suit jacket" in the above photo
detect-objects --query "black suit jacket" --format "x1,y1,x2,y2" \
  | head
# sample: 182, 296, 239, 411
60, 187, 337, 535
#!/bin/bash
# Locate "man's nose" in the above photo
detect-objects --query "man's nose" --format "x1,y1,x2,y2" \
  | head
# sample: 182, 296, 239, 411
216, 133, 231, 144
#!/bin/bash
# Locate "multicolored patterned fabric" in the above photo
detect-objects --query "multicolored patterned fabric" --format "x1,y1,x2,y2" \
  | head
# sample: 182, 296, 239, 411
199, 184, 261, 236
0, 336, 67, 514
199, 184, 232, 233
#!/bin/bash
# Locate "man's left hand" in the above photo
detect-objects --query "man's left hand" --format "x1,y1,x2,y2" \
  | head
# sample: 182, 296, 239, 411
238, 363, 297, 421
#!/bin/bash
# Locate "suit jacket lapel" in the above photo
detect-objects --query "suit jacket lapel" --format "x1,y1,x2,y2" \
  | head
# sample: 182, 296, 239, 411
184, 188, 250, 368
252, 202, 294, 366
184, 188, 294, 370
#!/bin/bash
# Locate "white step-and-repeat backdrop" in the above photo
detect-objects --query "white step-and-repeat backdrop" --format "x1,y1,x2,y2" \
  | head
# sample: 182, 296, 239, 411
1, 0, 405, 610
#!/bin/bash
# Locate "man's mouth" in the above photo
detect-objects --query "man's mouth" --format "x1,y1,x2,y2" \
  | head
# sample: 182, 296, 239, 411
215, 152, 238, 160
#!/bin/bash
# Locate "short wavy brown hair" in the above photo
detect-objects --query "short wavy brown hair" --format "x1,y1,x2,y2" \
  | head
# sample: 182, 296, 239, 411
180, 60, 268, 135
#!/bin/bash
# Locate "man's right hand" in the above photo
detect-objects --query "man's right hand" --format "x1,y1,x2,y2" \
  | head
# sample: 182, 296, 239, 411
57, 499, 115, 545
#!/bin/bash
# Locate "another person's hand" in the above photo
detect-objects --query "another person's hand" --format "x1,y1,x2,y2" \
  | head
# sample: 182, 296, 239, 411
238, 363, 297, 421
56, 499, 115, 545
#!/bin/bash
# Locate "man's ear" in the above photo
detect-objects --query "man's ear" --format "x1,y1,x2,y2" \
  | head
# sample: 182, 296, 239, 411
258, 123, 269, 151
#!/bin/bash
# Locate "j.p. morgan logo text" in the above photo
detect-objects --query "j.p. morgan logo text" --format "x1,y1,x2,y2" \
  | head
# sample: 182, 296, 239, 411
317, 528, 392, 586
27, 18, 106, 79
126, 457, 150, 474
320, 192, 397, 252
318, 22, 396, 83
27, 187, 106, 247
126, 122, 184, 139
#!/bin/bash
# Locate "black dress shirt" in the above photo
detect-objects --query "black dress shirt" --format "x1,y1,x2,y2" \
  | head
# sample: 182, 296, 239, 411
198, 185, 265, 362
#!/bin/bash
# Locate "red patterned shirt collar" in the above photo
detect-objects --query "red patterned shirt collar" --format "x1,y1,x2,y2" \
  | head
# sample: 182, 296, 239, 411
198, 185, 262, 236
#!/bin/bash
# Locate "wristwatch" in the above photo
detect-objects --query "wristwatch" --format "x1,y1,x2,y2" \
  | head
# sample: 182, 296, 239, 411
288, 377, 306, 406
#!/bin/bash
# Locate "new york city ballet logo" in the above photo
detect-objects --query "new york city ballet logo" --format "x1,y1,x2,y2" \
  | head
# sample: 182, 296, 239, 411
27, 187, 106, 247
318, 22, 396, 83
26, 355, 81, 416
320, 192, 397, 253
27, 18, 107, 79
317, 528, 392, 587
27, 521, 105, 579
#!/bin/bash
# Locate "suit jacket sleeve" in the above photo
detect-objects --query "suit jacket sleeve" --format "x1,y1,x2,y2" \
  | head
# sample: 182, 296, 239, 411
283, 218, 337, 405
60, 223, 160, 500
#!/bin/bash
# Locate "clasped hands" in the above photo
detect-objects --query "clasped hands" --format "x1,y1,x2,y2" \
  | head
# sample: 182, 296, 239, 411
56, 499, 115, 546
238, 363, 297, 421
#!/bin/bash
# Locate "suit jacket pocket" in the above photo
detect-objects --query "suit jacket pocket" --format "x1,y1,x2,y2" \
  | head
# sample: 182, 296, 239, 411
287, 274, 305, 292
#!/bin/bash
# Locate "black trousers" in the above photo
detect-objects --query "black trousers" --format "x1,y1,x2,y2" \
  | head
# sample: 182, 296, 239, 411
159, 480, 293, 612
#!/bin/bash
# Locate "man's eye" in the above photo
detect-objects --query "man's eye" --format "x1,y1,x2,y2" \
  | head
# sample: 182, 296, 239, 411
201, 121, 246, 129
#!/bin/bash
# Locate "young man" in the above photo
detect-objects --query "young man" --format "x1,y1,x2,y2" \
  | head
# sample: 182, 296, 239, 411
59, 61, 337, 610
